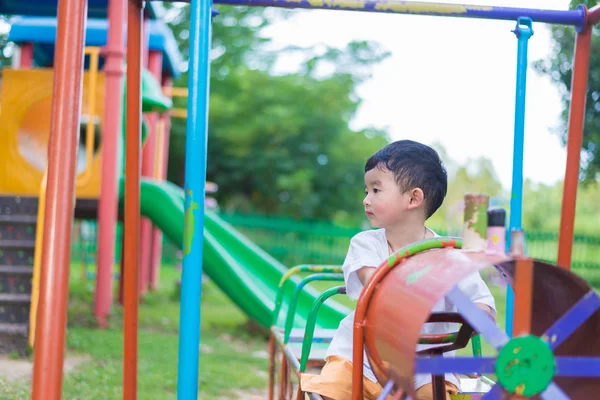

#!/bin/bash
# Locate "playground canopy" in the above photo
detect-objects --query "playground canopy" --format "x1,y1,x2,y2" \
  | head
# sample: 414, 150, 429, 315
7, 16, 182, 79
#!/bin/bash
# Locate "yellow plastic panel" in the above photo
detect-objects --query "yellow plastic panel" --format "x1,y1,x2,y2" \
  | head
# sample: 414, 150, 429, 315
0, 68, 105, 199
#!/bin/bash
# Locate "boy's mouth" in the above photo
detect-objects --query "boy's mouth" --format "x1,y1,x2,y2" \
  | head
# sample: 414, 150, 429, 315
365, 210, 374, 217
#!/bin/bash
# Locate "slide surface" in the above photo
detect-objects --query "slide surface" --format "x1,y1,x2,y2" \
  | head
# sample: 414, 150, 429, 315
133, 178, 351, 330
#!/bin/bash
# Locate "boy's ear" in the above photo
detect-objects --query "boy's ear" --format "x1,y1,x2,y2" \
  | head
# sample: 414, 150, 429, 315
407, 188, 425, 210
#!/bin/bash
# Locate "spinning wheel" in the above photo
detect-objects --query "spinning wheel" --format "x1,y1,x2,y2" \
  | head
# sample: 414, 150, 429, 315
352, 238, 600, 400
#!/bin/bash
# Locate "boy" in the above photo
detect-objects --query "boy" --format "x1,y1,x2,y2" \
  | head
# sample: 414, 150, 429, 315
301, 140, 496, 400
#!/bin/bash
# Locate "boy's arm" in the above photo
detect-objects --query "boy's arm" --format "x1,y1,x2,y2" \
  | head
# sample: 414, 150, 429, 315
475, 302, 496, 323
356, 266, 377, 286
342, 236, 380, 300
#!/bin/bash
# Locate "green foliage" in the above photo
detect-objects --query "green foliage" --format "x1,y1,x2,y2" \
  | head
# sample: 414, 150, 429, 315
0, 15, 12, 72
205, 66, 389, 221
569, 0, 599, 9
164, 5, 390, 224
534, 0, 600, 182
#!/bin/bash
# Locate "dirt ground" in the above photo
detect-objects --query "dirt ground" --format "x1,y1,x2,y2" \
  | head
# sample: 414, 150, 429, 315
0, 354, 90, 382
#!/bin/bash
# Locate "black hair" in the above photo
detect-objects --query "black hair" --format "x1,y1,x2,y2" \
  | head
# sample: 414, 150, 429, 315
365, 140, 447, 219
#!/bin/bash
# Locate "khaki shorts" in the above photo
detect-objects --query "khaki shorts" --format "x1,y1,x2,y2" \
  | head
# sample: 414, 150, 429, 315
301, 356, 459, 400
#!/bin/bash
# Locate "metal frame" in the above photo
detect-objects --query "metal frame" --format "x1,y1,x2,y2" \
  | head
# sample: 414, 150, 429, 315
268, 265, 345, 400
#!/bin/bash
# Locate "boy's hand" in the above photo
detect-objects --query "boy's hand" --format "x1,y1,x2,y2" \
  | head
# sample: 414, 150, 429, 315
475, 303, 496, 323
357, 266, 377, 286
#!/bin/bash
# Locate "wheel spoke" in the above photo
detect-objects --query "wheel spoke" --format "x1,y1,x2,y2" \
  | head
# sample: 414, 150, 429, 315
543, 290, 600, 350
414, 356, 496, 375
541, 382, 569, 400
555, 356, 600, 377
447, 287, 509, 350
376, 380, 394, 400
481, 383, 503, 400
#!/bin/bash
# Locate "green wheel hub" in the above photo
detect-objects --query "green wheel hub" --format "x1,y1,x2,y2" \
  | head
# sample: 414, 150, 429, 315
495, 335, 555, 396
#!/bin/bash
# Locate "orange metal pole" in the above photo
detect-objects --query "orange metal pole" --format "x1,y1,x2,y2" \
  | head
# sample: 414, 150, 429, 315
124, 0, 143, 399
512, 259, 533, 337
30, 0, 88, 399
351, 259, 400, 400
557, 20, 591, 270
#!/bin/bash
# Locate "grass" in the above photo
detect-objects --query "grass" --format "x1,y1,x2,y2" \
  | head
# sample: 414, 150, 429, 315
0, 265, 270, 399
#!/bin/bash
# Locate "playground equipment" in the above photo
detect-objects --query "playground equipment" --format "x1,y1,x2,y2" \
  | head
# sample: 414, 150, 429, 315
133, 179, 352, 330
0, 0, 598, 400
0, 12, 176, 354
0, 4, 352, 396
358, 239, 600, 400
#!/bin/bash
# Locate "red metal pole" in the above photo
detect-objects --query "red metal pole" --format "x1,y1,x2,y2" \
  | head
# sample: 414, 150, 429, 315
138, 15, 151, 295
557, 23, 591, 270
94, 0, 126, 328
19, 43, 34, 68
30, 0, 87, 399
149, 226, 163, 290
141, 50, 163, 291
589, 4, 600, 25
143, 17, 151, 69
124, 0, 143, 398
140, 50, 163, 294
149, 77, 173, 290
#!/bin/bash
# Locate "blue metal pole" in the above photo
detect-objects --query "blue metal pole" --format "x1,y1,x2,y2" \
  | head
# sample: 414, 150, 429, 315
176, 0, 213, 397
505, 17, 533, 338
213, 0, 586, 31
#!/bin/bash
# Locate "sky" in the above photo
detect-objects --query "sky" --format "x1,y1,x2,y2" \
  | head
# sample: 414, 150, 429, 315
262, 0, 574, 189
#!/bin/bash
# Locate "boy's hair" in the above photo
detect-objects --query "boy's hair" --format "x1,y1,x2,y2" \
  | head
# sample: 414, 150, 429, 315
365, 140, 447, 219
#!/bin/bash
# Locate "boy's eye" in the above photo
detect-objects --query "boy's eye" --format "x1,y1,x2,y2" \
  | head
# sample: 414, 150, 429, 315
373, 188, 380, 193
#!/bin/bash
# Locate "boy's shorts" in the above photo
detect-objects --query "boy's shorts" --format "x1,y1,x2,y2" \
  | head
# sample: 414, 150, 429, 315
300, 356, 459, 400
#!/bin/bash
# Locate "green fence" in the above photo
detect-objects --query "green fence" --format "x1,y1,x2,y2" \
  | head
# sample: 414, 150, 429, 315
70, 213, 600, 285
217, 213, 600, 268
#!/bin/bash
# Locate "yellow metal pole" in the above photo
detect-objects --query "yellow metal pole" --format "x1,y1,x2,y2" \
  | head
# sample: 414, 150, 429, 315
78, 46, 101, 185
29, 174, 47, 348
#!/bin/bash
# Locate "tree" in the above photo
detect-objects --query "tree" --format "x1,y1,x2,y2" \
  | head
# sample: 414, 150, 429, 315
533, 0, 600, 182
164, 5, 391, 223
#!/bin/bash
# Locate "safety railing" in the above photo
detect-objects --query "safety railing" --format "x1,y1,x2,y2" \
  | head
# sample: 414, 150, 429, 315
271, 248, 492, 399
269, 264, 344, 400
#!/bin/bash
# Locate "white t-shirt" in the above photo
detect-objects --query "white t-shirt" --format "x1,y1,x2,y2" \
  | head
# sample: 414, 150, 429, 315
325, 229, 496, 391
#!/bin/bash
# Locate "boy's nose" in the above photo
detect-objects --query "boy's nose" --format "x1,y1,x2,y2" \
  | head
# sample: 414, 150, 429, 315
363, 195, 370, 206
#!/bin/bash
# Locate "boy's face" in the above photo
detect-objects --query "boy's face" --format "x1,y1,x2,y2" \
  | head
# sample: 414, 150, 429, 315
363, 167, 412, 229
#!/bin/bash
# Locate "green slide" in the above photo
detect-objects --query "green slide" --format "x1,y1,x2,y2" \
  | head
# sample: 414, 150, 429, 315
132, 177, 351, 330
